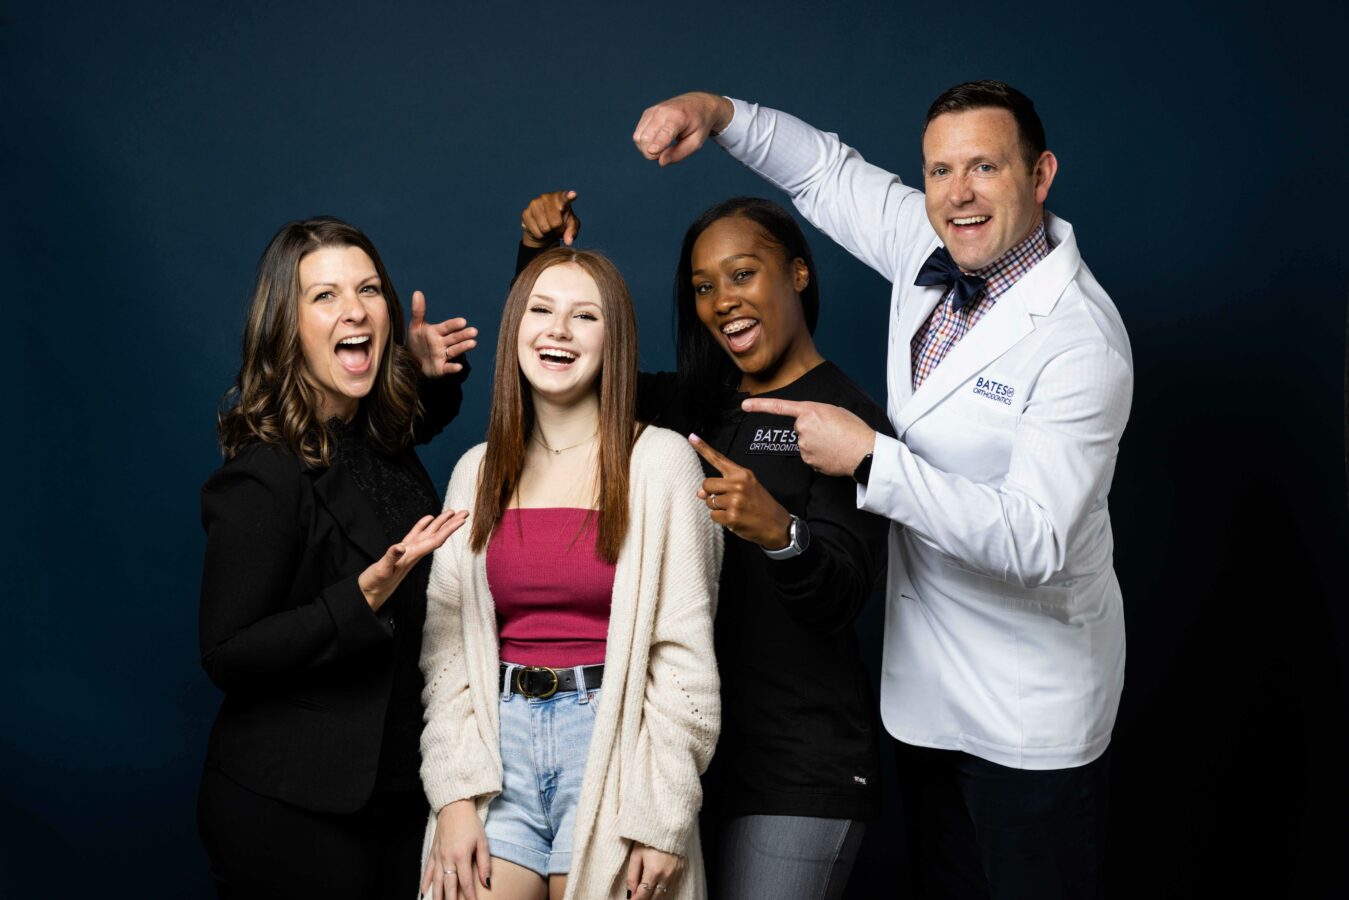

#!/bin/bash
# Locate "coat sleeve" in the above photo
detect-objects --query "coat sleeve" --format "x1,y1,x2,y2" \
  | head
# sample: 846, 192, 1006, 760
618, 439, 723, 855
714, 97, 931, 287
419, 449, 501, 813
198, 444, 391, 693
861, 341, 1133, 587
413, 364, 470, 446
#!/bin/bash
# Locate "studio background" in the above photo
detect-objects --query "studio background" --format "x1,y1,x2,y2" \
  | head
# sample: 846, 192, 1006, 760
4, 1, 1347, 895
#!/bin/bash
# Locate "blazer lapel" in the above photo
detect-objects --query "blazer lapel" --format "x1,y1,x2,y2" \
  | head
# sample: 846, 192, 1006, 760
312, 462, 389, 562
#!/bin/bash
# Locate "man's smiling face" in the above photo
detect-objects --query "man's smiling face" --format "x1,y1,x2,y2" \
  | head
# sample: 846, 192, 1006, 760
923, 106, 1057, 271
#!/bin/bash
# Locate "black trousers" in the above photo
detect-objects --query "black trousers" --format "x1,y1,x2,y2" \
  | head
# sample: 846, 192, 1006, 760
198, 763, 427, 900
894, 741, 1110, 900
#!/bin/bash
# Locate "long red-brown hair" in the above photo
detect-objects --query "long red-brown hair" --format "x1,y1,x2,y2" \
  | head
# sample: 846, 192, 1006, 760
470, 248, 640, 563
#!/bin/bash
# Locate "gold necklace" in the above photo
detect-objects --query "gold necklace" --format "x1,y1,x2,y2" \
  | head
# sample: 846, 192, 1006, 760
533, 431, 598, 455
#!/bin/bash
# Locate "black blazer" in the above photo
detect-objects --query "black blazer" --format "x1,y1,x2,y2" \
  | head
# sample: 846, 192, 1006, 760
198, 374, 464, 814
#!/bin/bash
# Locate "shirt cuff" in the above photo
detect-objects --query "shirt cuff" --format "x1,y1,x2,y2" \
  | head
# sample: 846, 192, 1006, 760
857, 432, 906, 519
712, 96, 753, 149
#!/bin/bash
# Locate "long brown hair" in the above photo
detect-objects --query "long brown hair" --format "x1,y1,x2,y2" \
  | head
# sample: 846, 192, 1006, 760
470, 248, 639, 563
217, 217, 422, 467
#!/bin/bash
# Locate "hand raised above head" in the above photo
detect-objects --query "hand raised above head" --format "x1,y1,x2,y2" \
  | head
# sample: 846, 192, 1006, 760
632, 92, 735, 167
521, 189, 582, 248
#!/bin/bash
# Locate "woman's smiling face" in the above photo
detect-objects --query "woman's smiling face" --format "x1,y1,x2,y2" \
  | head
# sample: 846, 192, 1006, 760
690, 216, 814, 393
296, 245, 390, 421
516, 262, 606, 406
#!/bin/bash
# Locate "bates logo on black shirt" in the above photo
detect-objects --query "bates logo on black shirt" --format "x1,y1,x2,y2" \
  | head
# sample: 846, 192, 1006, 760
745, 427, 799, 455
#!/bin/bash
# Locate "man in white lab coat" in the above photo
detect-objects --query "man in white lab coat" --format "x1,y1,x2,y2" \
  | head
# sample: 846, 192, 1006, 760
634, 83, 1132, 898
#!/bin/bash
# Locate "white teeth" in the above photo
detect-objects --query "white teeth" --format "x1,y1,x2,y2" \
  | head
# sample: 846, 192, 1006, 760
721, 319, 757, 335
952, 216, 990, 226
338, 336, 370, 345
539, 348, 576, 361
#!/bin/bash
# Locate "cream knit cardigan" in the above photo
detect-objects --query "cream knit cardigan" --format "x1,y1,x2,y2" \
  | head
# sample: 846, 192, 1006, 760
419, 427, 723, 900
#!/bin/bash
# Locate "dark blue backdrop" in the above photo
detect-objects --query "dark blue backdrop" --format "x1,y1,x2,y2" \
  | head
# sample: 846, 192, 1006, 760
4, 0, 1347, 895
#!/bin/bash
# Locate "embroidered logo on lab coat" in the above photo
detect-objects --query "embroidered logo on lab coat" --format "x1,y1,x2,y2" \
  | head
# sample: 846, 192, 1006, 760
972, 376, 1016, 406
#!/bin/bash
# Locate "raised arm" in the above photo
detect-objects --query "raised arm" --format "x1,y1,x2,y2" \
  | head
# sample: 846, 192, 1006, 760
634, 92, 930, 285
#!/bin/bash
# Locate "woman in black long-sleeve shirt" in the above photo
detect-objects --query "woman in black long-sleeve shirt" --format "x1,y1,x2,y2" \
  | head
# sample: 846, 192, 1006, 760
517, 193, 892, 900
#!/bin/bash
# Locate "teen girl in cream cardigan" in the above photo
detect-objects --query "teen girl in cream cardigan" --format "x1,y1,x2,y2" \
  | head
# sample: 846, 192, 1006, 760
419, 248, 722, 900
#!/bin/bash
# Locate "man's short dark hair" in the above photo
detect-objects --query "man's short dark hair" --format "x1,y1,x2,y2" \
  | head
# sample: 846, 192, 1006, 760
924, 80, 1046, 170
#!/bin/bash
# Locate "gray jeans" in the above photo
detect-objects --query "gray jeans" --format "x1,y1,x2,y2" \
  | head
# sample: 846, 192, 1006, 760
710, 814, 865, 900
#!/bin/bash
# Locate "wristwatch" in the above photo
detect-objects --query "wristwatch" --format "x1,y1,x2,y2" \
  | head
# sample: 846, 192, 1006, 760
763, 515, 811, 560
852, 452, 874, 487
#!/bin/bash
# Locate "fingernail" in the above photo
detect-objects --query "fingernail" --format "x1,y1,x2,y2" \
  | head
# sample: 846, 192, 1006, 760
689, 433, 701, 444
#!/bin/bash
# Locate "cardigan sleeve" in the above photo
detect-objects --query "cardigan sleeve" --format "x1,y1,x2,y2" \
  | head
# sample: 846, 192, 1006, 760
198, 443, 391, 693
618, 437, 723, 855
419, 448, 502, 812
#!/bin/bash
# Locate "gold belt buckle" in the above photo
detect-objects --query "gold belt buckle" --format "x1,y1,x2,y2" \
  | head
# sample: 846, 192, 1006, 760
515, 665, 559, 699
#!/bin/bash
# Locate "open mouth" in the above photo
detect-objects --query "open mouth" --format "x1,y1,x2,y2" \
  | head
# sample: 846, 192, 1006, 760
951, 215, 991, 231
720, 317, 760, 353
335, 335, 372, 373
537, 347, 578, 369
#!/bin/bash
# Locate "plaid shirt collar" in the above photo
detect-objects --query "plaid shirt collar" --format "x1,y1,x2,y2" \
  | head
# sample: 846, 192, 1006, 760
969, 219, 1050, 305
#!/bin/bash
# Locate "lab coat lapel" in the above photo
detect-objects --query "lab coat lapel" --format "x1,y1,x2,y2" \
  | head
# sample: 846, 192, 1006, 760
893, 215, 1080, 437
894, 292, 1034, 436
892, 281, 948, 408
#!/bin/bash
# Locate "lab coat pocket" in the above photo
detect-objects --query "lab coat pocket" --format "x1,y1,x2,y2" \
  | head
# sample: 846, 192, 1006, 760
937, 555, 1075, 623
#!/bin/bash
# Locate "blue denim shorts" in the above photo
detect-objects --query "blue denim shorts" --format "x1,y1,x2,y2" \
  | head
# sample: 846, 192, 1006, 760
485, 663, 600, 876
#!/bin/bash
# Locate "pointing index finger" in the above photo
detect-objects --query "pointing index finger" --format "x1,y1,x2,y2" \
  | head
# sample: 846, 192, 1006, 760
689, 433, 741, 476
741, 397, 808, 420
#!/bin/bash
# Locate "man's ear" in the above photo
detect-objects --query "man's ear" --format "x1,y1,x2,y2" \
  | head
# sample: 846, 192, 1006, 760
1034, 150, 1059, 205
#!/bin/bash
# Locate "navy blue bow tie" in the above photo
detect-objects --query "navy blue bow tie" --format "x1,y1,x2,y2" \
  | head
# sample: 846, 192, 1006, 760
914, 246, 986, 311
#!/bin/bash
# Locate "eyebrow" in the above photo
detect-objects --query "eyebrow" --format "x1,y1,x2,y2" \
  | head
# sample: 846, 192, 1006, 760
528, 293, 602, 309
302, 273, 380, 294
691, 252, 762, 276
926, 154, 1004, 169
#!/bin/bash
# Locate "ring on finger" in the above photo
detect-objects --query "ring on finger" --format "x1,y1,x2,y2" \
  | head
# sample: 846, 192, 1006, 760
639, 883, 651, 892
709, 493, 719, 510
445, 867, 456, 875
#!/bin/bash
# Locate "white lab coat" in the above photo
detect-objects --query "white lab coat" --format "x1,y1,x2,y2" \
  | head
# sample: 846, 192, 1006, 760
716, 99, 1133, 769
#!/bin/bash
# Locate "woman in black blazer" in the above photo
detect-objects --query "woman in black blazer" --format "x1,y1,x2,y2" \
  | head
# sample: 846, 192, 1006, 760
198, 217, 477, 899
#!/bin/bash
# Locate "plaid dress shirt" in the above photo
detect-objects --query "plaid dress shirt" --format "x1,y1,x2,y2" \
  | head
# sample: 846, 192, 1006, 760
910, 221, 1051, 390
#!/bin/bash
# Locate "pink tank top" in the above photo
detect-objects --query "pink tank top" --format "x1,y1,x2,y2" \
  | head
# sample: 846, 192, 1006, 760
487, 508, 616, 667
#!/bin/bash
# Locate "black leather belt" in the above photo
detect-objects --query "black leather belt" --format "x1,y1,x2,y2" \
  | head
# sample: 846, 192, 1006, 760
499, 663, 605, 699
